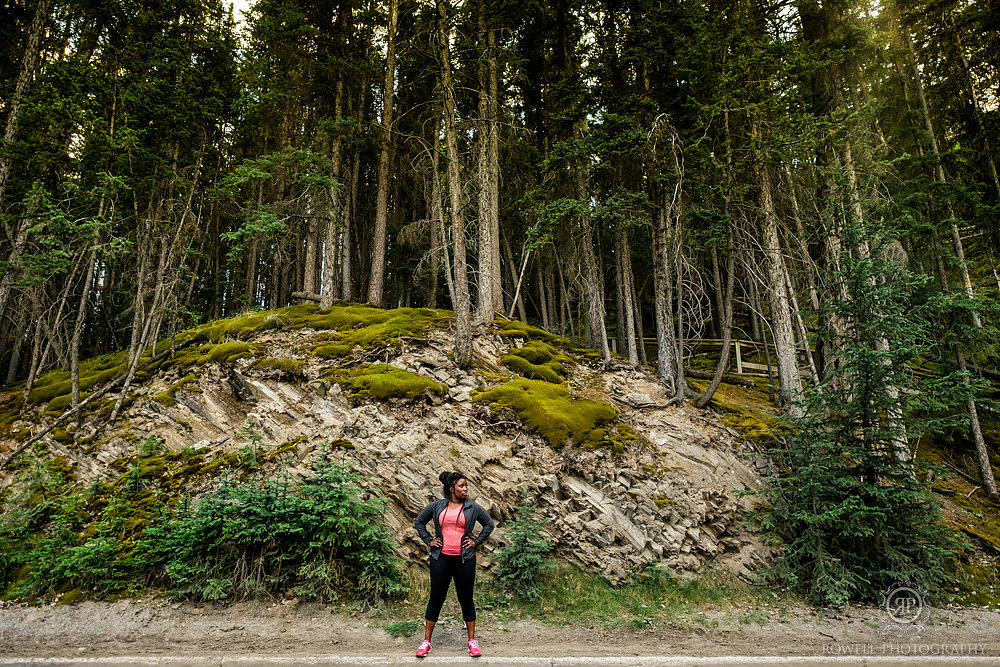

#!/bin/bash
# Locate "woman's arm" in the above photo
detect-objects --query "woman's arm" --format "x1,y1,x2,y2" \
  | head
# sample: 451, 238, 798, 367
472, 504, 495, 547
413, 503, 435, 546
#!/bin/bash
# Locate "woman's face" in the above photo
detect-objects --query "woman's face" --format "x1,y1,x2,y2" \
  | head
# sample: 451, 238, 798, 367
452, 477, 468, 500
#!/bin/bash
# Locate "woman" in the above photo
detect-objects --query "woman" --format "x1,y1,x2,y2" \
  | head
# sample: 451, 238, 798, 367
412, 471, 494, 658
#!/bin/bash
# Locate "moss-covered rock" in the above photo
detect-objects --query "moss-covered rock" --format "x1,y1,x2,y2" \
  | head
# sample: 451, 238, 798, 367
687, 378, 791, 443
494, 317, 604, 362
161, 342, 265, 370
313, 343, 352, 358
474, 378, 618, 448
322, 364, 446, 402
500, 341, 573, 384
293, 305, 449, 348
152, 375, 202, 407
248, 357, 306, 377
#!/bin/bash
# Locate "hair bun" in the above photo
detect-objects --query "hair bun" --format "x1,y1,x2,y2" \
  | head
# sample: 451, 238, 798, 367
438, 471, 450, 483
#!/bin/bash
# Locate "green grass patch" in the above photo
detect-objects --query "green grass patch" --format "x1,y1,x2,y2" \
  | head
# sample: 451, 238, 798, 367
382, 620, 421, 637
474, 378, 617, 448
398, 563, 784, 628
323, 364, 446, 402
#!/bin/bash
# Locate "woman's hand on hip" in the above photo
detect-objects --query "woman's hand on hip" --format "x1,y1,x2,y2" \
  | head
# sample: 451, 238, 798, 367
462, 536, 476, 550
430, 537, 442, 548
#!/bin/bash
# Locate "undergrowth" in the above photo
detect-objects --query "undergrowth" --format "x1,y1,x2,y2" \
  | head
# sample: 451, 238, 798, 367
0, 443, 405, 605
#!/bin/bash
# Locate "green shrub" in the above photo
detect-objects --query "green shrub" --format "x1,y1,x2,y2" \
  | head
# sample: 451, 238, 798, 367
143, 450, 406, 603
493, 495, 554, 601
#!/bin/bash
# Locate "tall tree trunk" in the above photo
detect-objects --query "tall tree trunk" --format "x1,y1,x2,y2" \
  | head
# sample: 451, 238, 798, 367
474, 12, 502, 324
0, 0, 52, 204
436, 0, 472, 367
754, 136, 802, 415
321, 78, 345, 309
71, 244, 100, 407
573, 121, 610, 360
653, 202, 680, 398
367, 0, 398, 307
615, 225, 639, 366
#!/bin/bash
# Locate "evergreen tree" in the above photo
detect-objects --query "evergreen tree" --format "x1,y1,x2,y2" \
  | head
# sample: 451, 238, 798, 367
759, 222, 971, 604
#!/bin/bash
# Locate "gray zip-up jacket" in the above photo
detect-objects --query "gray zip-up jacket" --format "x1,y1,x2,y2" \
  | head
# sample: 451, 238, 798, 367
414, 498, 494, 563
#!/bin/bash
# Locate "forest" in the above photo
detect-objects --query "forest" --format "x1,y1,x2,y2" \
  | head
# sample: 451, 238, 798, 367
1, 0, 999, 603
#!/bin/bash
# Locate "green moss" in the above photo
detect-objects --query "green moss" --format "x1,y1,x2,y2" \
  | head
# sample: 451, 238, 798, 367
323, 363, 446, 402
44, 392, 91, 414
162, 342, 265, 370
57, 588, 87, 606
0, 394, 25, 431
329, 438, 355, 450
494, 317, 563, 343
313, 343, 352, 358
954, 563, 1000, 608
51, 428, 74, 445
500, 341, 573, 384
292, 305, 449, 349
494, 317, 604, 362
27, 364, 123, 405
687, 378, 791, 443
266, 435, 307, 462
153, 375, 202, 407
249, 357, 305, 376
474, 378, 618, 448
654, 495, 675, 508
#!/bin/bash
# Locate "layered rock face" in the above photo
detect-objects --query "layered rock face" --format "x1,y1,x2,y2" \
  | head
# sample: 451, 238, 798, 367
7, 327, 767, 582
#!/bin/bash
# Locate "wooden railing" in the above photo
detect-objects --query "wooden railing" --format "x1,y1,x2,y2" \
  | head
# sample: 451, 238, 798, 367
609, 336, 813, 377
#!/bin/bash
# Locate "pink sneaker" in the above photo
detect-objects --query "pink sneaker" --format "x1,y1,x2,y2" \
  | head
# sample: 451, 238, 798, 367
468, 638, 482, 657
415, 640, 432, 657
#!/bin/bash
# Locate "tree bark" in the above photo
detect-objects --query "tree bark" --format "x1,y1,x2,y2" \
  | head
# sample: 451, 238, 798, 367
573, 121, 610, 361
615, 225, 639, 366
754, 137, 802, 415
436, 0, 472, 367
0, 0, 52, 204
367, 0, 399, 307
474, 11, 502, 325
321, 78, 345, 309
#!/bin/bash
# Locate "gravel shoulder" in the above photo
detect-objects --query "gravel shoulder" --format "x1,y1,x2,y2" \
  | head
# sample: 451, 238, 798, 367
1, 599, 998, 660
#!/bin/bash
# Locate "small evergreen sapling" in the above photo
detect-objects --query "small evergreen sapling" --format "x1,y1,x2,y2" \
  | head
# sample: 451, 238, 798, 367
494, 493, 554, 601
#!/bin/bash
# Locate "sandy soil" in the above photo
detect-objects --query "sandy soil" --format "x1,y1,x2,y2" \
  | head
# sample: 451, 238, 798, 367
1, 598, 998, 659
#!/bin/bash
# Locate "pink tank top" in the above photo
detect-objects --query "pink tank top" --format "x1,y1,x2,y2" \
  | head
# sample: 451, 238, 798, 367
438, 504, 467, 556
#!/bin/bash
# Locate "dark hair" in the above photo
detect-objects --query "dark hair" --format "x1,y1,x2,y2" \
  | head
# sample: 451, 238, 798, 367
439, 471, 466, 499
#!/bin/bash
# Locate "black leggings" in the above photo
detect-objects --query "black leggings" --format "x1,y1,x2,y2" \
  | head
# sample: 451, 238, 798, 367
425, 554, 476, 623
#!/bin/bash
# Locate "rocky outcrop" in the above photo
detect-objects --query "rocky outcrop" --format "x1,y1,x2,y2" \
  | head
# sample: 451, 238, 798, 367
2, 327, 768, 583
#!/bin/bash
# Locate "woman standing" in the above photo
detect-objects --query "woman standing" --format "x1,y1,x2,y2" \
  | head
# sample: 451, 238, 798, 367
412, 471, 494, 658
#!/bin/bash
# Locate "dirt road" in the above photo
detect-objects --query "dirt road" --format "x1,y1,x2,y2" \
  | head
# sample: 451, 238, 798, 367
1, 598, 998, 662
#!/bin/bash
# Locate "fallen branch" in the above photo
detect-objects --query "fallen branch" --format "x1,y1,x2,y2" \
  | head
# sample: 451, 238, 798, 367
291, 291, 321, 303
1, 339, 197, 471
